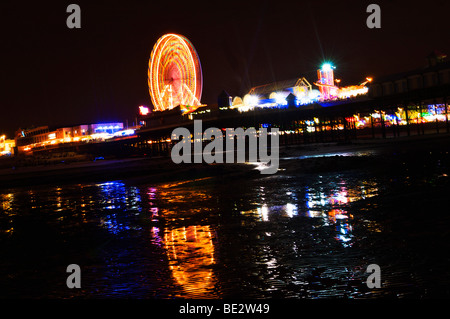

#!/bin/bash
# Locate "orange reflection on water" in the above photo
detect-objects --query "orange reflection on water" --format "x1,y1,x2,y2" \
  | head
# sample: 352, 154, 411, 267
0, 193, 14, 235
327, 208, 350, 223
1, 193, 13, 213
159, 177, 213, 190
154, 181, 213, 220
164, 225, 217, 298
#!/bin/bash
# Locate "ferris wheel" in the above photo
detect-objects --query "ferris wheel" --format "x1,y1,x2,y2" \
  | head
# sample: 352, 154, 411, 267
148, 34, 203, 112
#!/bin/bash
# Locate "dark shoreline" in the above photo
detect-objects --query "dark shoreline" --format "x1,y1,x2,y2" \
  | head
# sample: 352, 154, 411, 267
0, 157, 262, 190
1, 133, 450, 190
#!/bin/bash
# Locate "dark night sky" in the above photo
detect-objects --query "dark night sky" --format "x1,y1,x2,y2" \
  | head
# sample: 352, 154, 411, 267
1, 0, 450, 137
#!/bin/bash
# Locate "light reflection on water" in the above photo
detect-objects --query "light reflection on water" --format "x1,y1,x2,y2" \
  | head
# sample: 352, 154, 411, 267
0, 193, 14, 235
0, 171, 390, 298
96, 181, 142, 234
146, 173, 380, 297
281, 150, 378, 161
146, 182, 218, 298
239, 176, 379, 248
164, 225, 217, 298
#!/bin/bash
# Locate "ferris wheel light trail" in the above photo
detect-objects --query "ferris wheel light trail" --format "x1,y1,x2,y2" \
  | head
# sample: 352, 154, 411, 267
148, 34, 203, 112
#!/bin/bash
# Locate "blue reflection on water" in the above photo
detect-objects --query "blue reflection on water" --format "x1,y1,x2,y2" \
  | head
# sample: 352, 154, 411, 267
97, 181, 141, 211
96, 181, 142, 234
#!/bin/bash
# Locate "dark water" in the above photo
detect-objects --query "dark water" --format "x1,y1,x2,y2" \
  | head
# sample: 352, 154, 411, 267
1, 149, 450, 299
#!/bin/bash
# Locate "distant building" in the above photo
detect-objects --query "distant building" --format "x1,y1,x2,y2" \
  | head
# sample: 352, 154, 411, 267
217, 90, 232, 108
15, 126, 50, 150
369, 51, 450, 98
15, 122, 124, 155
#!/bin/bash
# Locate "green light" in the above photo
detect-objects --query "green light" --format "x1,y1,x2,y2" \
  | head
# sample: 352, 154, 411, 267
321, 63, 334, 71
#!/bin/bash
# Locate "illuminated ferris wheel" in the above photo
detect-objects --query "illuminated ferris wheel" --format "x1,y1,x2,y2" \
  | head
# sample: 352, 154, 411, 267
148, 34, 203, 112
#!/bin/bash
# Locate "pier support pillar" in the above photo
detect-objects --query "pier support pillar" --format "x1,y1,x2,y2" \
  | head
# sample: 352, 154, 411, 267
405, 105, 410, 136
445, 97, 449, 133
